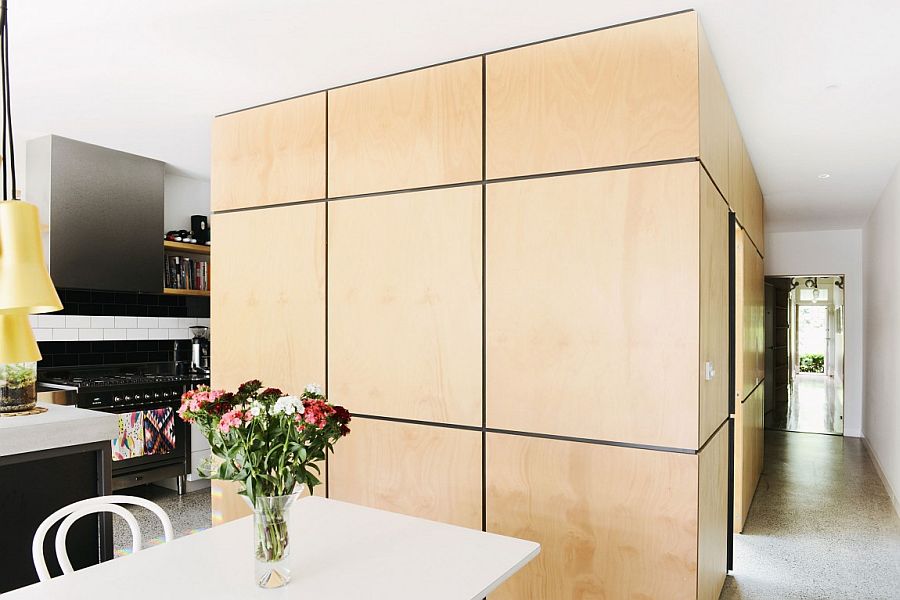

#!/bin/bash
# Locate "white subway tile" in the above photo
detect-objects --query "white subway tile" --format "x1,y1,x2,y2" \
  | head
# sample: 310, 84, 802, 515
78, 329, 104, 341
91, 316, 115, 329
148, 329, 169, 340
137, 317, 159, 328
158, 317, 179, 329
52, 328, 78, 341
114, 316, 137, 329
126, 328, 149, 340
168, 328, 191, 340
197, 318, 210, 327
28, 315, 39, 327
178, 318, 198, 328
32, 328, 53, 341
39, 314, 67, 328
65, 315, 92, 329
104, 329, 126, 341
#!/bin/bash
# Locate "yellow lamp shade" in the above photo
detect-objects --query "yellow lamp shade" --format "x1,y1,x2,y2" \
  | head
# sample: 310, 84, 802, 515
0, 313, 41, 363
0, 200, 63, 314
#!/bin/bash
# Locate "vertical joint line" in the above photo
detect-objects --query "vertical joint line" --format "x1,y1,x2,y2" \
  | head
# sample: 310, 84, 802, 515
480, 54, 487, 533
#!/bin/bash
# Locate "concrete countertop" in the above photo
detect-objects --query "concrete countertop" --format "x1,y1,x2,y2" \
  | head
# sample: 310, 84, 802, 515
0, 402, 117, 457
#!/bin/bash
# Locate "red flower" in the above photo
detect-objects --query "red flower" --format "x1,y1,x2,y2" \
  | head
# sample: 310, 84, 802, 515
260, 387, 283, 398
238, 380, 262, 394
339, 424, 351, 436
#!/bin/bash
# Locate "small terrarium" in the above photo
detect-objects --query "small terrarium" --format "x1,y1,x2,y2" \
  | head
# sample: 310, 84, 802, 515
0, 362, 38, 413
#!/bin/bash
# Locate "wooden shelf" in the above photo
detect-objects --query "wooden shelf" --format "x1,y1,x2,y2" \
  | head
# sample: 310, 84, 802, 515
163, 288, 210, 297
164, 240, 211, 254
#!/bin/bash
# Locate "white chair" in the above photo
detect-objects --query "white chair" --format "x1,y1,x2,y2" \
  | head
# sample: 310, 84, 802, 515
32, 495, 175, 581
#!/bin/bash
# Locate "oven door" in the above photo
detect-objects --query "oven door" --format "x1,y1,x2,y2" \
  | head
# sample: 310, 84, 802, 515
101, 400, 188, 482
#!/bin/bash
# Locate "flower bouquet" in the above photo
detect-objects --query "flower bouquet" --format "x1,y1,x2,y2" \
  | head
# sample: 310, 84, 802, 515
178, 380, 350, 588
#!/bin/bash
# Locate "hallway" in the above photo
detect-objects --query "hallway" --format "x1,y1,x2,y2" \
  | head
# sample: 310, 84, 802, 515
721, 431, 900, 599
773, 373, 844, 435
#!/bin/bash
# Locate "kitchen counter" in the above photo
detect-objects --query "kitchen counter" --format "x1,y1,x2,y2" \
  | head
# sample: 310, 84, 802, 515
0, 401, 117, 593
0, 401, 117, 457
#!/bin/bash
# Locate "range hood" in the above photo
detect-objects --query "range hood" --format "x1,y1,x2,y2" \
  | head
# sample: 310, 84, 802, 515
27, 135, 165, 293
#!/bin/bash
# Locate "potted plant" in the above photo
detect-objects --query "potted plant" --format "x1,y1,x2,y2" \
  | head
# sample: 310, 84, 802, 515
178, 380, 350, 588
0, 361, 38, 413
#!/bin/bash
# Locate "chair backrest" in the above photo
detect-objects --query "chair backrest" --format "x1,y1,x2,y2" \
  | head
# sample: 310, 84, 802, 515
32, 494, 175, 581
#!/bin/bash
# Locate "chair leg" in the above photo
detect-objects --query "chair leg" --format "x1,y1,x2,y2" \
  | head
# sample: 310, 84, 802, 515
177, 475, 186, 496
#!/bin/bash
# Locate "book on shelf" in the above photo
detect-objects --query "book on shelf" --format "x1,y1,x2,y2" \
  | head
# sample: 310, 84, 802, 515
164, 255, 210, 291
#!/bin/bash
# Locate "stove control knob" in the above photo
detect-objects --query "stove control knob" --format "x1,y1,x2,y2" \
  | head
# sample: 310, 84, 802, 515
144, 393, 152, 400
153, 392, 161, 399
124, 395, 132, 402
113, 396, 122, 403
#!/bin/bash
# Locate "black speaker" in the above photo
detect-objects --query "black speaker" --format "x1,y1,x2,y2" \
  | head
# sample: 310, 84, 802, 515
191, 215, 209, 244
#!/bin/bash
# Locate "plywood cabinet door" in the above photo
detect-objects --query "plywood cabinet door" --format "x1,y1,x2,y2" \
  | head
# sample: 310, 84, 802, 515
211, 93, 326, 211
486, 162, 702, 449
727, 110, 745, 221
211, 203, 326, 393
328, 418, 482, 529
697, 424, 728, 600
741, 233, 765, 400
327, 59, 482, 198
698, 22, 730, 195
486, 12, 700, 179
699, 171, 730, 446
328, 186, 482, 426
487, 433, 700, 599
742, 148, 765, 256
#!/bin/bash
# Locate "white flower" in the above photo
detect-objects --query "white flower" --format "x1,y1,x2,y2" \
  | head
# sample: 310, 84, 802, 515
248, 401, 263, 417
305, 383, 322, 396
272, 395, 303, 416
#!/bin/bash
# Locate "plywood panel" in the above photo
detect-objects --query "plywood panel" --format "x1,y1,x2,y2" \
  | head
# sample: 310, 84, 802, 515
699, 171, 730, 446
211, 94, 326, 211
727, 111, 744, 221
742, 147, 765, 256
211, 203, 326, 394
486, 12, 700, 179
697, 424, 728, 600
487, 433, 699, 599
735, 384, 764, 531
327, 59, 482, 197
733, 225, 745, 412
328, 186, 482, 426
486, 163, 701, 448
698, 21, 730, 195
741, 230, 765, 401
328, 418, 482, 529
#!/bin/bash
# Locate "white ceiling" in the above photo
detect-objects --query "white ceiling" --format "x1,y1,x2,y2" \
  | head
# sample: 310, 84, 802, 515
12, 0, 900, 232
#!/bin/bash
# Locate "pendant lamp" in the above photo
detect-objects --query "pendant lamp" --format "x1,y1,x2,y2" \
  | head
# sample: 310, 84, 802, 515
0, 313, 40, 362
0, 0, 61, 314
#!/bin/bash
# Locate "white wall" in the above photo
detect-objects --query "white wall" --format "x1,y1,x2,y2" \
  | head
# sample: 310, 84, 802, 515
764, 229, 864, 437
862, 163, 900, 511
164, 174, 211, 233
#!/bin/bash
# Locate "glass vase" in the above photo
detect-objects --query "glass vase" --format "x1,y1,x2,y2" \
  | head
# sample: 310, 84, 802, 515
250, 493, 298, 588
0, 361, 37, 413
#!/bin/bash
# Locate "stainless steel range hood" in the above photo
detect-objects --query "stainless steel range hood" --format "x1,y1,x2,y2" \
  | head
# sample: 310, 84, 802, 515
27, 135, 165, 293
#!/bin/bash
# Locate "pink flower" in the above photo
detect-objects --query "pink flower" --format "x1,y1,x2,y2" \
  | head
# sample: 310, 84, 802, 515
218, 409, 246, 433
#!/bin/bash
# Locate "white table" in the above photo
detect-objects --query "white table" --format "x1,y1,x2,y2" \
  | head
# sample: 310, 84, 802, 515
8, 497, 539, 599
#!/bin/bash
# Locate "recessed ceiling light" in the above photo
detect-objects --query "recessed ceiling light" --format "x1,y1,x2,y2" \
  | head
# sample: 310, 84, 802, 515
818, 173, 831, 179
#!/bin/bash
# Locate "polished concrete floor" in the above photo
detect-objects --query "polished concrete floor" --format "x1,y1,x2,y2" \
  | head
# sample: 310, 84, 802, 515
721, 431, 900, 599
112, 484, 211, 555
773, 373, 844, 435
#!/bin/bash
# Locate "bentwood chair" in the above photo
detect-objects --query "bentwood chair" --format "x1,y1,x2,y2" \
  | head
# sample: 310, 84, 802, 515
32, 494, 174, 581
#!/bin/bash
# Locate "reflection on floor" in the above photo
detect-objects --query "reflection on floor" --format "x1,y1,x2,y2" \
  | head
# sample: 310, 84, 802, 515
112, 485, 211, 555
772, 373, 843, 435
721, 431, 900, 599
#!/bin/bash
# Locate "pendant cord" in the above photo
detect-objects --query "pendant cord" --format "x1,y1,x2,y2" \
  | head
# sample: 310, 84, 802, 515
4, 7, 15, 200
1, 4, 7, 202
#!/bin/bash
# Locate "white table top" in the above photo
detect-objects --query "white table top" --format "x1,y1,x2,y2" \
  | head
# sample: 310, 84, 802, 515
8, 496, 539, 599
0, 402, 117, 457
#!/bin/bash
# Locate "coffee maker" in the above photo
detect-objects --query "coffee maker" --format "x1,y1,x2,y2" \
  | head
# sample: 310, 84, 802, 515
189, 326, 210, 376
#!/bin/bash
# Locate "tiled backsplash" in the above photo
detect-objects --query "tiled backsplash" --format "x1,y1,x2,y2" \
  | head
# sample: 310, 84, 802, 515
32, 288, 210, 368
30, 315, 210, 342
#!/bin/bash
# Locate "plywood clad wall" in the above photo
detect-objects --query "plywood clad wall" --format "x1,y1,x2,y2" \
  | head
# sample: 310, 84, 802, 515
742, 237, 766, 400
211, 93, 326, 211
328, 418, 482, 529
699, 170, 730, 446
486, 433, 700, 599
327, 59, 483, 198
486, 163, 701, 449
327, 186, 482, 426
210, 11, 759, 598
485, 11, 700, 179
